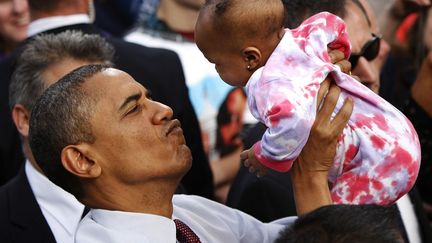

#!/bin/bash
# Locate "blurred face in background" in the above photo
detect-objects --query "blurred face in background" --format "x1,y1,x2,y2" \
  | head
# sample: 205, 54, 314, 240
344, 0, 390, 94
423, 7, 432, 51
359, 0, 391, 79
0, 0, 29, 49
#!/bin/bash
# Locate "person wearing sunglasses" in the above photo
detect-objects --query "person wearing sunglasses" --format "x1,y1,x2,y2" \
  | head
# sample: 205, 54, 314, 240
379, 0, 432, 228
348, 33, 381, 71
343, 0, 391, 94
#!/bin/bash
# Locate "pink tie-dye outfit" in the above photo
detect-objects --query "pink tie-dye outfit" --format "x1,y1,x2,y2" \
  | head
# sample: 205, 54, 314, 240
246, 12, 421, 205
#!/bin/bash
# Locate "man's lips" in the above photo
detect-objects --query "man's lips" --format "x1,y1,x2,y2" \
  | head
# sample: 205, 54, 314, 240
13, 16, 29, 27
165, 119, 182, 136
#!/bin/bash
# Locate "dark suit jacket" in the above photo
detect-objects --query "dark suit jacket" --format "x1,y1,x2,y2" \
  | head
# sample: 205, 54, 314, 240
226, 165, 297, 222
226, 123, 297, 221
408, 187, 432, 242
0, 24, 213, 198
0, 167, 56, 243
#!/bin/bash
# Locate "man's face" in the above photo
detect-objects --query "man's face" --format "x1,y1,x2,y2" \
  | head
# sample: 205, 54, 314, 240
85, 68, 192, 186
18, 58, 100, 139
423, 8, 432, 51
360, 0, 391, 80
344, 0, 390, 94
42, 58, 99, 87
0, 0, 29, 45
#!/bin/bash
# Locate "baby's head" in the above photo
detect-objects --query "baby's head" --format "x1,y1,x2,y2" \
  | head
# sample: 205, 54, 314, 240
195, 0, 285, 87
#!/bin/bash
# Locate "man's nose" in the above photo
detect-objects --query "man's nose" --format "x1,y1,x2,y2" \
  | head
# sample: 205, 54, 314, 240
353, 58, 379, 91
13, 0, 28, 15
372, 39, 391, 72
151, 101, 174, 124
379, 39, 391, 59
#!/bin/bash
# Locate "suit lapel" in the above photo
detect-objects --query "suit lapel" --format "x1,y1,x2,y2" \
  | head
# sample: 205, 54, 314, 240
409, 188, 432, 242
7, 167, 56, 243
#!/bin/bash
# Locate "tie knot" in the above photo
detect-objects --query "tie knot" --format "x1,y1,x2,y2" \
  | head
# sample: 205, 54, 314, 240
174, 219, 201, 243
81, 206, 90, 219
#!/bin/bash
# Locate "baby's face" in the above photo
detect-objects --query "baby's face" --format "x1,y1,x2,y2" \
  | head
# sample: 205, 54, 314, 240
195, 14, 251, 87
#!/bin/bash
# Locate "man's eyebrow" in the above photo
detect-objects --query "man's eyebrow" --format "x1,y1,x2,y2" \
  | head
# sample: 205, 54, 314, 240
119, 92, 142, 112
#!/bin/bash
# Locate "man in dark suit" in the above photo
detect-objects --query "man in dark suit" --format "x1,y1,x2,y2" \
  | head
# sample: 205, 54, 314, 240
0, 31, 114, 243
0, 0, 213, 199
226, 123, 297, 222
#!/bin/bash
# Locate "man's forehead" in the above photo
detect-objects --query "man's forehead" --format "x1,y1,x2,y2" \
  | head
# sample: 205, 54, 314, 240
345, 1, 369, 26
359, 0, 379, 31
84, 68, 145, 105
85, 68, 136, 90
344, 2, 371, 50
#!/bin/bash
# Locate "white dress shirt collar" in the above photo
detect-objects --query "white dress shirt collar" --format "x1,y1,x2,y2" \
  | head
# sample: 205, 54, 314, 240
84, 209, 177, 242
28, 14, 91, 37
77, 195, 293, 243
396, 195, 421, 243
25, 160, 84, 243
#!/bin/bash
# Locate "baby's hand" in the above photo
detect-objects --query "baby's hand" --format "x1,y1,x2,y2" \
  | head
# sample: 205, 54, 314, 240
240, 148, 269, 177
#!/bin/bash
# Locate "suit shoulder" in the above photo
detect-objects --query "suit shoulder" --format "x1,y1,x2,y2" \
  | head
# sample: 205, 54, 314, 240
107, 37, 180, 60
0, 182, 12, 234
0, 178, 12, 206
0, 176, 18, 212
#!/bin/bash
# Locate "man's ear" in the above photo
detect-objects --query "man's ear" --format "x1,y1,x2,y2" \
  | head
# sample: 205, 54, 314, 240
11, 104, 30, 137
242, 46, 262, 71
61, 145, 101, 179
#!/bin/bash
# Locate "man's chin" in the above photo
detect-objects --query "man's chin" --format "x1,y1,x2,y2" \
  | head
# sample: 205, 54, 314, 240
363, 82, 380, 94
178, 145, 193, 173
370, 84, 380, 94
173, 155, 193, 189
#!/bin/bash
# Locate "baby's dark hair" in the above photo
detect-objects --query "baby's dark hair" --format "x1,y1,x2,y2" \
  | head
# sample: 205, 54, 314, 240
202, 0, 285, 40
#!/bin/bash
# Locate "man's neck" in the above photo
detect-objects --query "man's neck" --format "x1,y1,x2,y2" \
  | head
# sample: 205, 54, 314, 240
30, 0, 89, 21
157, 1, 199, 33
83, 181, 177, 218
23, 141, 45, 174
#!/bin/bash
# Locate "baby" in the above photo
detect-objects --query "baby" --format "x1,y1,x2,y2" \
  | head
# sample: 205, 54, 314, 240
195, 0, 421, 205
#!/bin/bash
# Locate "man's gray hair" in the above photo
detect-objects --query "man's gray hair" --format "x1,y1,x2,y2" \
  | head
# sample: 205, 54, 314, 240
9, 30, 114, 112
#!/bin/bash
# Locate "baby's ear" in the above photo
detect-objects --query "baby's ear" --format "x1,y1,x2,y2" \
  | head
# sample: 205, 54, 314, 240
242, 47, 262, 71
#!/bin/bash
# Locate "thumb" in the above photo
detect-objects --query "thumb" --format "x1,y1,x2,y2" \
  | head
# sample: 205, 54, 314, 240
240, 150, 249, 160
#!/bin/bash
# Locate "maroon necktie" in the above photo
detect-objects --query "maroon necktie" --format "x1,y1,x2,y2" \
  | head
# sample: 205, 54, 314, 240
174, 219, 201, 243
